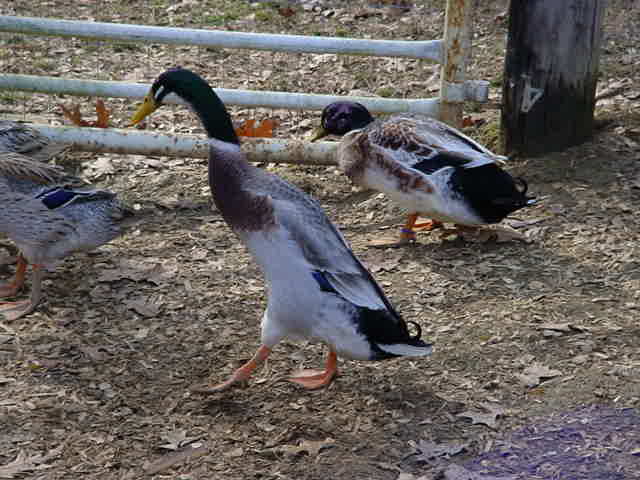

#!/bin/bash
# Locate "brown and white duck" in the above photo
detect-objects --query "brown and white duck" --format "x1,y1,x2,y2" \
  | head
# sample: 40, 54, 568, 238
311, 102, 536, 243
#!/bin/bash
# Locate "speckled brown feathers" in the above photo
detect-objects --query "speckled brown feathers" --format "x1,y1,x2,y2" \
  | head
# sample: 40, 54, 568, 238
0, 121, 68, 163
338, 129, 433, 195
0, 152, 70, 186
369, 118, 437, 156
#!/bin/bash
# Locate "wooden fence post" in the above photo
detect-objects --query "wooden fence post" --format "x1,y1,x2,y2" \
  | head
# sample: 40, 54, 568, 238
439, 0, 474, 128
501, 0, 606, 156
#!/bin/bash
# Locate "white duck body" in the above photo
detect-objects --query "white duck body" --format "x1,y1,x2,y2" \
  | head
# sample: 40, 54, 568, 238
130, 67, 432, 391
336, 113, 533, 228
347, 139, 490, 226
212, 140, 430, 362
244, 230, 374, 361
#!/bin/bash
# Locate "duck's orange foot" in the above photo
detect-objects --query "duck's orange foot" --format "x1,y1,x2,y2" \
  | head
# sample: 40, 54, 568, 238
190, 377, 246, 394
288, 351, 338, 390
0, 255, 27, 299
413, 219, 444, 231
191, 345, 272, 394
0, 300, 36, 321
288, 368, 337, 390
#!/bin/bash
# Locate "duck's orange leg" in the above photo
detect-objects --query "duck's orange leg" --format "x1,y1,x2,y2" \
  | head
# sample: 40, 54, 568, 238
413, 219, 444, 231
400, 214, 443, 241
0, 263, 43, 321
193, 345, 272, 393
0, 255, 28, 298
399, 213, 420, 242
288, 350, 338, 390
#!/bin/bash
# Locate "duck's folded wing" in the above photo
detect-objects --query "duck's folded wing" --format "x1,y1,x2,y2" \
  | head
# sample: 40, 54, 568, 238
381, 116, 506, 167
271, 197, 400, 316
0, 123, 67, 163
411, 116, 505, 158
359, 142, 438, 193
0, 152, 75, 186
409, 149, 496, 175
0, 192, 77, 248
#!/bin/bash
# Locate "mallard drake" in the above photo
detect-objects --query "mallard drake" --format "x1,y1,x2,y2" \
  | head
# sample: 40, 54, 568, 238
0, 120, 67, 163
0, 151, 138, 320
130, 67, 432, 391
311, 102, 535, 243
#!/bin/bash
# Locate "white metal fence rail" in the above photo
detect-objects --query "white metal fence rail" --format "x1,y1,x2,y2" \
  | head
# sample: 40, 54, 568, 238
0, 74, 443, 116
0, 1, 483, 162
0, 16, 445, 60
34, 125, 339, 166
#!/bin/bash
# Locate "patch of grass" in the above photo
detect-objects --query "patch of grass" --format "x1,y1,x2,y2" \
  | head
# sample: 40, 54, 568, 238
490, 76, 503, 88
3, 35, 26, 45
112, 43, 144, 53
474, 119, 504, 154
199, 2, 255, 26
376, 86, 396, 98
33, 59, 57, 72
254, 8, 277, 23
0, 92, 21, 105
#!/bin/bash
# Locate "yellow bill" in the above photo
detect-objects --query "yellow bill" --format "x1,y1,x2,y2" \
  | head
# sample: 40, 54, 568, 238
129, 93, 159, 126
309, 126, 328, 142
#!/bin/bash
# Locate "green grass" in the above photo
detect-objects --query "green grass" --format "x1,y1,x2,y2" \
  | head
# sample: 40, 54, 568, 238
199, 2, 256, 26
0, 92, 21, 105
376, 86, 396, 98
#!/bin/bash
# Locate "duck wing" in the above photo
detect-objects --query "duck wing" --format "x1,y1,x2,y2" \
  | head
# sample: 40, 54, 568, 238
0, 122, 67, 163
0, 152, 78, 187
0, 189, 77, 253
368, 115, 505, 171
409, 149, 496, 176
269, 191, 400, 317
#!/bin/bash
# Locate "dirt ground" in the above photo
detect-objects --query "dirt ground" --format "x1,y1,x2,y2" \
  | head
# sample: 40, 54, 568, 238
1, 1, 639, 479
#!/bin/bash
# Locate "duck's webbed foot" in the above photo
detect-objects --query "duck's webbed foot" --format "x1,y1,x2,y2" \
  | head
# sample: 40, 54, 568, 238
0, 255, 28, 299
0, 262, 42, 321
288, 350, 338, 390
191, 345, 272, 394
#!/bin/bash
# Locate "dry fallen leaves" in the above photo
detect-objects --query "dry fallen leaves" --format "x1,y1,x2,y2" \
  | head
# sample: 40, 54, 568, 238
443, 464, 515, 480
59, 99, 111, 128
277, 6, 296, 18
457, 403, 505, 429
411, 439, 467, 462
159, 429, 200, 451
0, 446, 63, 479
144, 443, 208, 476
460, 225, 532, 243
83, 156, 115, 179
517, 363, 562, 388
234, 118, 277, 138
275, 438, 335, 457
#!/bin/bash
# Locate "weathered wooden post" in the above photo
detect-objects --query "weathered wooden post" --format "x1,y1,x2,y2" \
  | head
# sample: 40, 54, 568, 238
439, 0, 474, 128
502, 0, 606, 156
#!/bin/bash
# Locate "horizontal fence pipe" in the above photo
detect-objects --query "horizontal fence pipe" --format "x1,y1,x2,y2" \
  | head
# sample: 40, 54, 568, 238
0, 15, 443, 62
33, 125, 339, 166
0, 74, 441, 116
